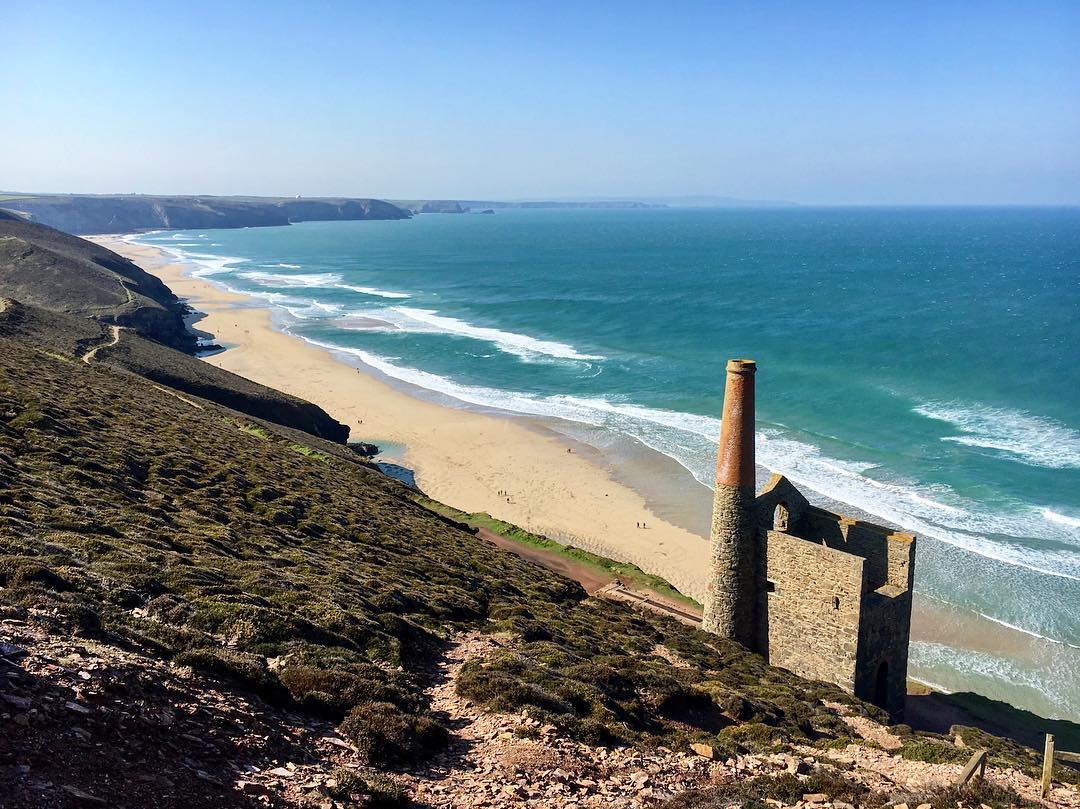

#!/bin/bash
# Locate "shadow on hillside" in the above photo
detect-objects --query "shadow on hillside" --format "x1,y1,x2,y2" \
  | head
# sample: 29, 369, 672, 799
0, 645, 321, 808
907, 688, 1080, 755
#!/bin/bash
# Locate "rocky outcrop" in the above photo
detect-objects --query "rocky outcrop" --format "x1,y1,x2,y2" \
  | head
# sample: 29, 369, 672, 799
0, 194, 411, 235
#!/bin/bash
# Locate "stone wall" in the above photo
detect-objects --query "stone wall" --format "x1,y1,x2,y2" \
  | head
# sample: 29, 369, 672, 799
702, 484, 758, 647
753, 474, 811, 533
853, 585, 913, 720
759, 530, 866, 690
851, 533, 915, 720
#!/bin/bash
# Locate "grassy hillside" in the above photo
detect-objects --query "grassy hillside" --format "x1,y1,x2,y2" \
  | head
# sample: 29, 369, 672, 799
0, 305, 909, 804
0, 250, 352, 443
0, 218, 194, 350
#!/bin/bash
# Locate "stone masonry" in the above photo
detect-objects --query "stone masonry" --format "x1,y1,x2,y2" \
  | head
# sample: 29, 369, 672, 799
701, 359, 916, 721
701, 360, 758, 647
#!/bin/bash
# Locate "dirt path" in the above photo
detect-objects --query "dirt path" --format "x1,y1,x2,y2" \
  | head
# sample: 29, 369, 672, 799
476, 528, 614, 594
595, 582, 703, 627
404, 631, 720, 807
81, 325, 121, 364
472, 526, 703, 628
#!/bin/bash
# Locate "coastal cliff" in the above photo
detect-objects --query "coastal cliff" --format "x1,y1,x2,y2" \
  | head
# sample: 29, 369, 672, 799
0, 296, 1074, 808
0, 221, 1075, 809
0, 193, 411, 234
0, 218, 195, 351
0, 220, 352, 444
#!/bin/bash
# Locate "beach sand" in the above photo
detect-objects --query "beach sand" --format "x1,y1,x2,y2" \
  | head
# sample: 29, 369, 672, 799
94, 237, 715, 602
94, 237, 1080, 719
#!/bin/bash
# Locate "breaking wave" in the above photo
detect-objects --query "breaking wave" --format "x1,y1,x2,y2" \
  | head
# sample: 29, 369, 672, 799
236, 270, 411, 299
1042, 508, 1080, 528
914, 401, 1080, 470
240, 271, 344, 288
296, 339, 1079, 583
338, 285, 411, 299
910, 640, 1080, 720
338, 307, 603, 362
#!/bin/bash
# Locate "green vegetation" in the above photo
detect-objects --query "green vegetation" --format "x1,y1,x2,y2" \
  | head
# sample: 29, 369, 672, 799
236, 421, 272, 439
897, 738, 971, 765
415, 495, 700, 607
289, 442, 332, 462
0, 327, 879, 775
908, 781, 1034, 809
326, 767, 408, 808
0, 308, 1059, 799
660, 767, 1035, 809
949, 724, 1080, 785
661, 769, 884, 808
339, 701, 449, 767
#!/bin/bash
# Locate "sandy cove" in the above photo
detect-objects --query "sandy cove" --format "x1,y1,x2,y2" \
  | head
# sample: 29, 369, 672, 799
89, 241, 1050, 639
90, 236, 1080, 722
93, 237, 714, 602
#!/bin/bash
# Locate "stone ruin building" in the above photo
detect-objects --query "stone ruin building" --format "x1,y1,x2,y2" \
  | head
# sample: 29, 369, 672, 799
701, 359, 916, 720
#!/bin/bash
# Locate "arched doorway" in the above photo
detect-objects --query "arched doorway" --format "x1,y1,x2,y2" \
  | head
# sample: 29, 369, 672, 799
773, 502, 790, 531
873, 660, 889, 710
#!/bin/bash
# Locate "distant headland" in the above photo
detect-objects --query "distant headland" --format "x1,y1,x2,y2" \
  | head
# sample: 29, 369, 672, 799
0, 192, 798, 234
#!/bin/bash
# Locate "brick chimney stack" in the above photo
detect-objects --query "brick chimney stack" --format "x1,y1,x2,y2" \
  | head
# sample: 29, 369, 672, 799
702, 359, 758, 646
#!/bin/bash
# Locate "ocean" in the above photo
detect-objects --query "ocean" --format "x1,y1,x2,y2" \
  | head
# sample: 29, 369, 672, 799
131, 207, 1080, 720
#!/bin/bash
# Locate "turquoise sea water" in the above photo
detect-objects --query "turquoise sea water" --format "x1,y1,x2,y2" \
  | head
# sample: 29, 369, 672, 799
132, 208, 1080, 719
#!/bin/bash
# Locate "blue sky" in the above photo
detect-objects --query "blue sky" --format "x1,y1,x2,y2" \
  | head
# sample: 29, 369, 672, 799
3, 1, 1078, 204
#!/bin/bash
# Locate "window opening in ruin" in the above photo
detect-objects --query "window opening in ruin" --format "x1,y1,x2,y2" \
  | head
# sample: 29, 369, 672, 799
873, 660, 889, 709
765, 580, 777, 593
773, 502, 790, 531
832, 596, 840, 610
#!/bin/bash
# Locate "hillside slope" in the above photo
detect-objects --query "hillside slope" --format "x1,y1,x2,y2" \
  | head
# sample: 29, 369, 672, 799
1, 304, 1074, 808
0, 219, 194, 350
0, 194, 411, 234
0, 299, 352, 444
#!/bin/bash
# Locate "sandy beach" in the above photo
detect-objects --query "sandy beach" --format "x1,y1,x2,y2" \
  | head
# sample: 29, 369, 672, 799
94, 237, 716, 602
91, 236, 1080, 721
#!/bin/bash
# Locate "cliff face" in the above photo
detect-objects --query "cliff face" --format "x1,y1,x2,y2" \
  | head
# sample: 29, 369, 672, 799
0, 194, 411, 234
0, 298, 351, 444
0, 218, 195, 351
0, 219, 353, 444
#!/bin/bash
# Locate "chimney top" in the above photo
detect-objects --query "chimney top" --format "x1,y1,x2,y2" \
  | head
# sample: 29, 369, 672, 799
716, 357, 757, 488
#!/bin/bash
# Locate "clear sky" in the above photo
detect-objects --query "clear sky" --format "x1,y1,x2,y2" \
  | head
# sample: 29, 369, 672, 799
3, 1, 1078, 204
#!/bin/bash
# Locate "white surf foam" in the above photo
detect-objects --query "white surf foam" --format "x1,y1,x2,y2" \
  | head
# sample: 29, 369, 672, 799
343, 307, 603, 362
211, 282, 343, 320
909, 640, 1079, 720
291, 339, 1078, 582
973, 608, 1080, 649
339, 285, 411, 299
914, 401, 1080, 470
239, 270, 411, 299
240, 271, 344, 288
1042, 508, 1080, 529
124, 229, 1078, 589
154, 246, 249, 277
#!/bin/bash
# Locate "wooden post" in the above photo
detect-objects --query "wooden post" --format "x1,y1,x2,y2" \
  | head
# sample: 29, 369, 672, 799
1042, 733, 1055, 798
956, 749, 987, 786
